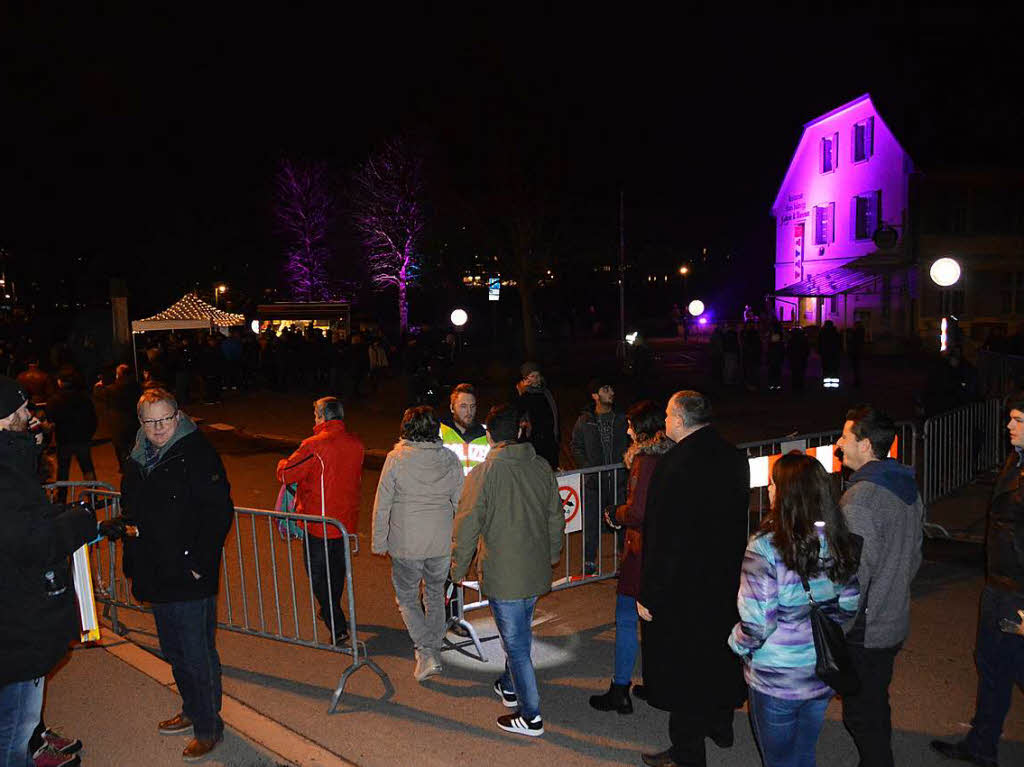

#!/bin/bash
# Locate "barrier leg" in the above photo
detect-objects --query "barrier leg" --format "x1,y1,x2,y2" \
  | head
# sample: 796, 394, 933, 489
444, 584, 486, 661
329, 654, 392, 713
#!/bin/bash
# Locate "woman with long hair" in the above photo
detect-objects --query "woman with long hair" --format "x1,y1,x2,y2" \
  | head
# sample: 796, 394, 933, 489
371, 406, 464, 682
589, 400, 673, 714
729, 452, 861, 767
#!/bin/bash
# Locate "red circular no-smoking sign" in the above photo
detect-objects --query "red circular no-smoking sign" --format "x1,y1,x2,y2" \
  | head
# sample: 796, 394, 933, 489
559, 486, 580, 525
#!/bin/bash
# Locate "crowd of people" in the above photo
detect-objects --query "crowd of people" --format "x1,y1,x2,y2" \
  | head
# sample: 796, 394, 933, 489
4, 341, 1024, 766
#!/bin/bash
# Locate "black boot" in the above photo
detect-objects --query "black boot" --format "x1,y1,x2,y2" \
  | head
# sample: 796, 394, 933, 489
588, 682, 633, 714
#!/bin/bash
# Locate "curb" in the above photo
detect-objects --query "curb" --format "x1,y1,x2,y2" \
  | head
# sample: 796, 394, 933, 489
95, 628, 356, 767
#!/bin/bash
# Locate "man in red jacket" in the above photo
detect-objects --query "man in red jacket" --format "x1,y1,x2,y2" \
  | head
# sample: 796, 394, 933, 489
277, 397, 364, 645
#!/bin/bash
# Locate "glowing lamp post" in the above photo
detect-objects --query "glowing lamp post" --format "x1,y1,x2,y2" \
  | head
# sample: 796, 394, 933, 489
929, 258, 962, 352
688, 300, 705, 317
451, 309, 468, 354
214, 284, 227, 307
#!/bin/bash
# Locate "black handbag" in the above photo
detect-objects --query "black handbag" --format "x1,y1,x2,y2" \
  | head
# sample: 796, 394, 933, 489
800, 574, 861, 696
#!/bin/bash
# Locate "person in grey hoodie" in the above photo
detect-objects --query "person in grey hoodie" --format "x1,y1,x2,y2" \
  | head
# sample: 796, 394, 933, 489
835, 404, 923, 767
372, 406, 464, 682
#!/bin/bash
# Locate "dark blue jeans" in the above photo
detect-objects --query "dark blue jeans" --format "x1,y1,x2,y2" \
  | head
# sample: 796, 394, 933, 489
964, 586, 1024, 764
0, 678, 43, 767
152, 596, 223, 741
491, 596, 541, 720
613, 594, 639, 686
749, 688, 830, 767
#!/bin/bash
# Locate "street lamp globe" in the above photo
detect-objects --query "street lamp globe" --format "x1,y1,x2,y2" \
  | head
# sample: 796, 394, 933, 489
688, 299, 705, 317
450, 309, 468, 327
929, 257, 961, 287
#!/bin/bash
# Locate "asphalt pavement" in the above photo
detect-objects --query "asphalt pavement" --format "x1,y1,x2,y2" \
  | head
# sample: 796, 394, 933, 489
45, 349, 1022, 767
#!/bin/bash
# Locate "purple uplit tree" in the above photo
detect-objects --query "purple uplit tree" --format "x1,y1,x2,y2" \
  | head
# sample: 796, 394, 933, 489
351, 140, 424, 335
274, 159, 335, 302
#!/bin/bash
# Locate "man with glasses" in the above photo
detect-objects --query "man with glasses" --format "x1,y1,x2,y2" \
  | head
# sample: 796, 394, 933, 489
104, 388, 234, 762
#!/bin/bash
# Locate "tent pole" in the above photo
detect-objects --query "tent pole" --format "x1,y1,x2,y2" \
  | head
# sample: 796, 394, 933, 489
131, 332, 139, 377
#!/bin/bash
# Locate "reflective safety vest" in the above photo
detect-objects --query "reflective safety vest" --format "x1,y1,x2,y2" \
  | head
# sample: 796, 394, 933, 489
439, 422, 490, 475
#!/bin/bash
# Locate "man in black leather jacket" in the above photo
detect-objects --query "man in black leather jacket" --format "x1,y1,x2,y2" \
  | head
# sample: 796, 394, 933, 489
932, 392, 1024, 766
0, 376, 97, 766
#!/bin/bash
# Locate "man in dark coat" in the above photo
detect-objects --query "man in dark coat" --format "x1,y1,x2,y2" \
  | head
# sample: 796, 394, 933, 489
637, 390, 750, 767
47, 370, 98, 502
107, 388, 234, 762
819, 320, 841, 389
0, 376, 98, 765
515, 362, 560, 470
108, 363, 142, 472
570, 378, 629, 574
931, 391, 1024, 766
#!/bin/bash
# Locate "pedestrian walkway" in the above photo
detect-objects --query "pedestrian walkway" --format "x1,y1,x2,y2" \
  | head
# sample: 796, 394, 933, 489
45, 630, 351, 766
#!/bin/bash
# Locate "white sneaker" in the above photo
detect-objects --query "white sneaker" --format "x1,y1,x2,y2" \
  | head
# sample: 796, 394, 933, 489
493, 679, 518, 707
497, 712, 544, 737
414, 649, 442, 681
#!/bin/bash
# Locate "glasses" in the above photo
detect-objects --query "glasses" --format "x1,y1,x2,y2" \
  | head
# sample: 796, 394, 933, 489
140, 410, 178, 427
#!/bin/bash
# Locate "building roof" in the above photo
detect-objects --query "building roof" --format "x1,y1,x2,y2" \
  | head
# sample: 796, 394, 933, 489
772, 93, 915, 215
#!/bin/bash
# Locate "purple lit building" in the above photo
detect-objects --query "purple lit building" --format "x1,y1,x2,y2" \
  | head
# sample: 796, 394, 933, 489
771, 94, 917, 338
772, 94, 1024, 352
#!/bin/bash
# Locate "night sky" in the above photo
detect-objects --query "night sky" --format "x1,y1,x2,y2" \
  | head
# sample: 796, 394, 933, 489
2, 6, 1020, 321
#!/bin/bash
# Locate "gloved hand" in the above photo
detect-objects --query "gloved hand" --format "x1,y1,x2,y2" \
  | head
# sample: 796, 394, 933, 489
97, 516, 129, 541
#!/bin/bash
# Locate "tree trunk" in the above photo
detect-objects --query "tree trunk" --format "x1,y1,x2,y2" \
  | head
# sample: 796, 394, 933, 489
519, 280, 536, 360
399, 275, 408, 335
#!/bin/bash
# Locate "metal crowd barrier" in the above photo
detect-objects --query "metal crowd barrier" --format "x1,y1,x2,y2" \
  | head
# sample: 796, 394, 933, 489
738, 420, 917, 537
47, 484, 388, 712
921, 398, 1009, 534
446, 462, 625, 660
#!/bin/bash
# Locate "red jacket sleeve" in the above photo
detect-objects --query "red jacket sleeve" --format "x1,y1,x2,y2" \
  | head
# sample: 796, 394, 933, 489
276, 441, 316, 484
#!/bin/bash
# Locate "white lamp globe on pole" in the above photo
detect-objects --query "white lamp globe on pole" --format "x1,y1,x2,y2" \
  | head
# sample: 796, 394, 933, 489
450, 309, 468, 327
687, 299, 705, 317
929, 257, 961, 287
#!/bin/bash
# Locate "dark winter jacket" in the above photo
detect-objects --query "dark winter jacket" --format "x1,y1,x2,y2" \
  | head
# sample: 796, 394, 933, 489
613, 433, 674, 597
840, 458, 923, 647
986, 450, 1024, 594
639, 425, 750, 713
570, 406, 629, 469
46, 388, 98, 445
0, 430, 96, 686
516, 384, 560, 469
120, 417, 234, 603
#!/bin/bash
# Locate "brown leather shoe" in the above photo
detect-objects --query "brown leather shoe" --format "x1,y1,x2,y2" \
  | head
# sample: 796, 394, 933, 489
157, 713, 193, 735
182, 736, 222, 762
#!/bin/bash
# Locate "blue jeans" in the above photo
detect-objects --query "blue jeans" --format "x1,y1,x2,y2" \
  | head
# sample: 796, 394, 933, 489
0, 678, 43, 767
613, 594, 639, 685
491, 596, 541, 720
749, 688, 830, 767
152, 596, 224, 741
964, 586, 1024, 763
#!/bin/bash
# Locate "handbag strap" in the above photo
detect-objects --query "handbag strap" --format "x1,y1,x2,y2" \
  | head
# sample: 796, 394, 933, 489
799, 574, 819, 606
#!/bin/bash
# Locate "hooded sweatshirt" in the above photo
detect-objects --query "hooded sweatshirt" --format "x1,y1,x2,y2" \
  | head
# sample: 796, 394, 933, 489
840, 458, 923, 648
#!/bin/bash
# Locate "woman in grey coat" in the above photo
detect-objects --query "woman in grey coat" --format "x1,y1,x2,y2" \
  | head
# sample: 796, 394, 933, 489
372, 406, 464, 681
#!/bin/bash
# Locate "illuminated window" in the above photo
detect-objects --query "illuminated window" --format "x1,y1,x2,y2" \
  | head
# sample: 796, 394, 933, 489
820, 132, 838, 174
814, 203, 835, 245
853, 191, 882, 240
853, 117, 874, 163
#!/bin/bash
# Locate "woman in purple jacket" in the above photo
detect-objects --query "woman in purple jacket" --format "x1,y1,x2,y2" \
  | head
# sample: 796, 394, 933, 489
589, 400, 673, 714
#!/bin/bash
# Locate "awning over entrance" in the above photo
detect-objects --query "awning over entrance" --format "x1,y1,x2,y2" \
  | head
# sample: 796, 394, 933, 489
772, 252, 911, 298
772, 264, 878, 297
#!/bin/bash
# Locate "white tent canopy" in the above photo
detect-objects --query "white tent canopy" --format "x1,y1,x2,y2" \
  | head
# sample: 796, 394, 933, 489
131, 293, 246, 333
